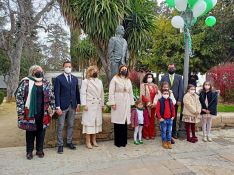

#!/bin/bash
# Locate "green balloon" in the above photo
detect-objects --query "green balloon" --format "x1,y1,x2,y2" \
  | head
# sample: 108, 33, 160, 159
188, 0, 198, 8
166, 0, 175, 7
205, 16, 216, 27
204, 0, 214, 14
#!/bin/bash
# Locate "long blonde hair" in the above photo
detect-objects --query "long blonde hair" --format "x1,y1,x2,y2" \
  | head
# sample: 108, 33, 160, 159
86, 65, 98, 79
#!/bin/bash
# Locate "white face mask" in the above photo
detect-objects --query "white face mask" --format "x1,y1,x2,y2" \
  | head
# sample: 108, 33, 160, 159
163, 94, 169, 99
64, 67, 72, 74
147, 78, 153, 83
190, 90, 196, 94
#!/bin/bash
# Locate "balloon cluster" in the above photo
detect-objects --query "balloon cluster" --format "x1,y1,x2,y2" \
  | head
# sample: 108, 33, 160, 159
166, 0, 217, 29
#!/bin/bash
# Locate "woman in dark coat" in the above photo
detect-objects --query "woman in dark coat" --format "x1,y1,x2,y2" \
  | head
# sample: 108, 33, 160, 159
16, 65, 55, 160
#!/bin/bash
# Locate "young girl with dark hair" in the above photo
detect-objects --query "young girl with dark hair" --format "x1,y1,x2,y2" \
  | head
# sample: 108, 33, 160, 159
199, 81, 218, 142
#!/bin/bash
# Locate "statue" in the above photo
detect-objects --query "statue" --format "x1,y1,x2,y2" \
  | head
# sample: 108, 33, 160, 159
108, 25, 129, 79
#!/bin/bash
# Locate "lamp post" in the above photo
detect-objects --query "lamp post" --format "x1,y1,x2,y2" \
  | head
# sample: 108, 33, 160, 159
181, 9, 194, 91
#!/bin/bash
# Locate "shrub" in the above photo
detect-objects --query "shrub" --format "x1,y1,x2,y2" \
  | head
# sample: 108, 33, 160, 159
207, 63, 234, 102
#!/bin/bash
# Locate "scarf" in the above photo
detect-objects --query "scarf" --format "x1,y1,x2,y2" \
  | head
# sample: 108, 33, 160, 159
25, 76, 40, 118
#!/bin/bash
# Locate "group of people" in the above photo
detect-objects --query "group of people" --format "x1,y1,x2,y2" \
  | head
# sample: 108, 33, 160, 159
15, 61, 218, 160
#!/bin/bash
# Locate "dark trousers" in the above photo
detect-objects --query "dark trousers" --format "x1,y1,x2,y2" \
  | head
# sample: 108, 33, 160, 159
172, 104, 178, 136
26, 117, 45, 153
185, 122, 196, 141
114, 123, 127, 147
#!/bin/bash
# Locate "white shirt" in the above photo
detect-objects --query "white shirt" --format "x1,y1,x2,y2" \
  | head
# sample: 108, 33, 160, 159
64, 73, 71, 83
136, 109, 144, 125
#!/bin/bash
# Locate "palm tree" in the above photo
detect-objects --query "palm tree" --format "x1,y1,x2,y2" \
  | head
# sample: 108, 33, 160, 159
59, 0, 156, 82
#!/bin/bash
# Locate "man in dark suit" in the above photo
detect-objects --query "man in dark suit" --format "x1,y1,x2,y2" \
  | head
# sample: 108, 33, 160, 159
54, 60, 80, 154
160, 63, 184, 141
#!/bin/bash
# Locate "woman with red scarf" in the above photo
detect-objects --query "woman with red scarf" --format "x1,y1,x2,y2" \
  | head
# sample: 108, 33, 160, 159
140, 73, 158, 139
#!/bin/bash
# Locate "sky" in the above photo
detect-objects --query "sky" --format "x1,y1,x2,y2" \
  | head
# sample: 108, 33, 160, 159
36, 2, 70, 47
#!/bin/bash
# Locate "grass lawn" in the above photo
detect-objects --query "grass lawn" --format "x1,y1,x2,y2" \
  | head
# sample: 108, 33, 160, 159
177, 103, 234, 113
217, 104, 234, 112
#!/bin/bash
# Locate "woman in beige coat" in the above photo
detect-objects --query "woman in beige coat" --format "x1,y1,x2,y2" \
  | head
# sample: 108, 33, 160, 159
183, 84, 201, 143
81, 66, 104, 149
107, 65, 135, 147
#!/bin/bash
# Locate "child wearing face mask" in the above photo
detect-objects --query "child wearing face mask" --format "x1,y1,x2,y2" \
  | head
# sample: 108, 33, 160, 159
156, 89, 175, 149
199, 81, 218, 142
182, 84, 201, 143
131, 100, 150, 145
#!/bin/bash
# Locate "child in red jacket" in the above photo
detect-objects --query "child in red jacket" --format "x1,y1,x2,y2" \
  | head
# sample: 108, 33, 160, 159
156, 89, 175, 149
131, 100, 149, 145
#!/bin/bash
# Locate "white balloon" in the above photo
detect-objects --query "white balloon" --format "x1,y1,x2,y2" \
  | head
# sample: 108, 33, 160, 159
171, 16, 185, 29
211, 0, 217, 7
175, 0, 188, 11
192, 0, 207, 18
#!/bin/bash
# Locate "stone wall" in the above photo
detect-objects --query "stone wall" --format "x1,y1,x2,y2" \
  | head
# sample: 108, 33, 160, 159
45, 113, 139, 148
44, 112, 234, 148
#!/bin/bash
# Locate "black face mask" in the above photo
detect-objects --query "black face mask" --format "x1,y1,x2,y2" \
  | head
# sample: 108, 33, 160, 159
120, 70, 128, 76
168, 69, 175, 75
34, 71, 43, 78
93, 72, 98, 78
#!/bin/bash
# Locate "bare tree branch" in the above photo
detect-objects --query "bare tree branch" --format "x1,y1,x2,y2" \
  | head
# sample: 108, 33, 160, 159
7, 0, 17, 34
33, 0, 55, 26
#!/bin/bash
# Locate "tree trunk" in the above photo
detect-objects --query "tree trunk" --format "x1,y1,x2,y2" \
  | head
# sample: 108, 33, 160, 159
156, 71, 160, 85
95, 45, 111, 83
6, 38, 24, 102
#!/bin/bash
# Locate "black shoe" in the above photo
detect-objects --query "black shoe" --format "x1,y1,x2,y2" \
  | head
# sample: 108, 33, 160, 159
26, 152, 33, 160
171, 138, 175, 144
36, 151, 44, 158
57, 146, 63, 154
67, 143, 76, 150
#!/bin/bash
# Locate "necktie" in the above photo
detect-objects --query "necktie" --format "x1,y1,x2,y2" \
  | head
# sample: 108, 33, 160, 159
68, 75, 71, 84
170, 75, 174, 86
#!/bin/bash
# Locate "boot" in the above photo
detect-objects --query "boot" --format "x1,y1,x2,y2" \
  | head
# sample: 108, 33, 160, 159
91, 134, 99, 147
167, 141, 172, 149
86, 134, 93, 149
162, 141, 168, 149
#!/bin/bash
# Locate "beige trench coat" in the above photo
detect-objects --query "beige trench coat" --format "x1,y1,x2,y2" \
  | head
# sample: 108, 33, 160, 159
80, 78, 104, 126
182, 93, 201, 123
107, 76, 135, 124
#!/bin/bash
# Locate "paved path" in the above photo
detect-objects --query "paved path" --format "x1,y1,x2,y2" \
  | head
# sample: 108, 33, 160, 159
0, 129, 234, 175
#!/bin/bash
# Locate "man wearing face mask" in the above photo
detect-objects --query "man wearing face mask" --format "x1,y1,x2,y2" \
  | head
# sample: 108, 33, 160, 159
160, 63, 183, 141
54, 60, 81, 154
